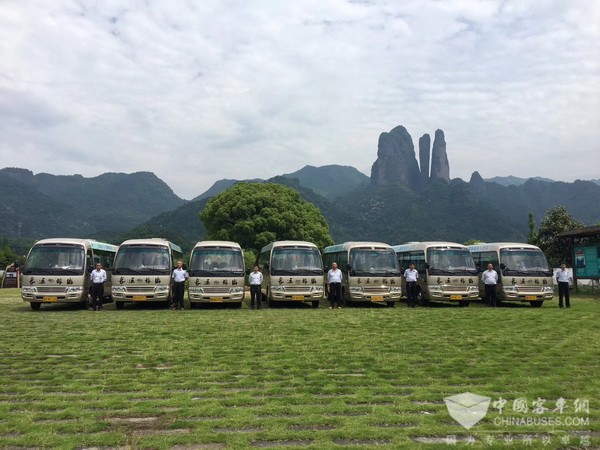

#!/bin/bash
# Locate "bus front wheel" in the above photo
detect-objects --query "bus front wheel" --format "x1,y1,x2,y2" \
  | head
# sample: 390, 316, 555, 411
30, 302, 41, 311
312, 300, 320, 308
116, 301, 124, 310
387, 301, 396, 308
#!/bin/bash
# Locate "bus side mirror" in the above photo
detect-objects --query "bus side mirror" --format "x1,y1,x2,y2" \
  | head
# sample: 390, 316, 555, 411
263, 263, 269, 270
500, 263, 506, 270
346, 264, 351, 271
424, 262, 430, 269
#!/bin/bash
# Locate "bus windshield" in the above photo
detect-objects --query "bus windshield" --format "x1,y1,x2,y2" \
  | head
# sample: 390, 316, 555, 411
113, 245, 171, 275
349, 248, 400, 276
189, 248, 244, 277
271, 247, 323, 275
500, 249, 551, 276
427, 248, 478, 275
22, 244, 85, 275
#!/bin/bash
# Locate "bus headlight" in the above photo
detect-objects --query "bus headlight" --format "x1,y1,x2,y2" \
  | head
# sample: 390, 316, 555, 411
429, 285, 442, 292
468, 286, 479, 292
311, 286, 324, 292
189, 287, 202, 294
271, 286, 285, 292
230, 287, 244, 294
390, 287, 402, 293
22, 286, 37, 293
503, 286, 517, 292
349, 287, 363, 293
155, 286, 169, 293
543, 286, 554, 293
112, 286, 126, 292
66, 286, 83, 293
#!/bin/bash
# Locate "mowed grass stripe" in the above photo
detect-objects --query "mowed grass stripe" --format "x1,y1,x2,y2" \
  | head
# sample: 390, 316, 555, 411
0, 289, 598, 448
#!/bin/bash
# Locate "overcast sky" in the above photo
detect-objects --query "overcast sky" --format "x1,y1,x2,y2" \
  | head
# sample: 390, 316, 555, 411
1, 0, 598, 199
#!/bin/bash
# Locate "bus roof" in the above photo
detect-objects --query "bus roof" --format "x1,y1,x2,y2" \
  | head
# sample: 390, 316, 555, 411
31, 238, 117, 252
119, 238, 182, 254
260, 240, 320, 253
192, 241, 242, 250
392, 241, 469, 253
323, 241, 393, 254
467, 242, 543, 253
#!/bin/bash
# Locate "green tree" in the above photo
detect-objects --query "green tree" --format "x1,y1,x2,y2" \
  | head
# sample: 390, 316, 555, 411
200, 182, 334, 256
527, 211, 538, 244
535, 205, 585, 267
464, 239, 484, 246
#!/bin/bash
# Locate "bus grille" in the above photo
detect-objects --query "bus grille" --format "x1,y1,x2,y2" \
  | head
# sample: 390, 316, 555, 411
443, 286, 466, 292
203, 287, 231, 294
517, 286, 543, 293
36, 286, 67, 293
285, 287, 310, 293
127, 287, 156, 293
363, 287, 389, 294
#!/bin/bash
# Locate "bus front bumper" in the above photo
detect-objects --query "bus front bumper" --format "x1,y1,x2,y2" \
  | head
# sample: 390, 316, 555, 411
270, 287, 324, 302
348, 288, 402, 303
22, 286, 85, 303
502, 288, 554, 301
188, 289, 245, 303
111, 286, 170, 302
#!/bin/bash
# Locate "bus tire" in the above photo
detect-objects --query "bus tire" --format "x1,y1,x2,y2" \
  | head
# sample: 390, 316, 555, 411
417, 290, 427, 306
312, 300, 320, 308
530, 301, 543, 308
459, 301, 470, 307
234, 302, 242, 309
387, 301, 395, 308
30, 302, 41, 311
116, 301, 124, 310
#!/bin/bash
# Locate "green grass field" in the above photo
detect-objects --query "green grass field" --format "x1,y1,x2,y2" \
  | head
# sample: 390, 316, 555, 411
0, 289, 598, 449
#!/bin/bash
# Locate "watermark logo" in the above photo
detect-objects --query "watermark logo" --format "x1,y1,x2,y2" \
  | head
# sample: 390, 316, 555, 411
444, 392, 491, 429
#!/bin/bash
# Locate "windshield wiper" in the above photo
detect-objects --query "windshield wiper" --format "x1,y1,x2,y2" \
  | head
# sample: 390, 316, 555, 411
23, 267, 53, 274
113, 268, 141, 274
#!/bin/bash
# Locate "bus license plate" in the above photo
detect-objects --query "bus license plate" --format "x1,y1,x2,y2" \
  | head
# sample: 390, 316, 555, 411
210, 297, 223, 302
372, 296, 384, 301
450, 295, 462, 300
525, 295, 537, 300
43, 296, 57, 302
292, 295, 304, 301
132, 295, 147, 301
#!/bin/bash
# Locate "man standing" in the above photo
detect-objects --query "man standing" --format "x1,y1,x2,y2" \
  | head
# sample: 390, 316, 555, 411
482, 263, 499, 307
404, 263, 419, 308
89, 262, 107, 311
171, 260, 188, 310
327, 262, 343, 309
248, 265, 263, 310
556, 263, 571, 308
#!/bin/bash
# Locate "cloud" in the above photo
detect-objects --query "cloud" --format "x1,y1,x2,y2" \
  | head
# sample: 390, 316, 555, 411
0, 0, 598, 198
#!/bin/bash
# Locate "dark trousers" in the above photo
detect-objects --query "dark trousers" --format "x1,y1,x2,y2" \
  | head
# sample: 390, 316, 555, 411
250, 285, 261, 309
558, 281, 570, 307
485, 284, 497, 307
90, 283, 104, 309
406, 281, 417, 307
329, 282, 342, 307
173, 281, 185, 309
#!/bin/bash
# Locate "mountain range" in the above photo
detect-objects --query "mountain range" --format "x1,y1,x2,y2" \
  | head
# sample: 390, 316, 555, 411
1, 125, 598, 253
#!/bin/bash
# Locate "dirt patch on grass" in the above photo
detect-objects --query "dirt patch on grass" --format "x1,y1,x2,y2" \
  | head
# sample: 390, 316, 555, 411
288, 424, 336, 431
250, 439, 313, 447
332, 438, 392, 446
212, 427, 264, 433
